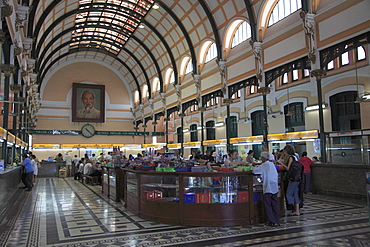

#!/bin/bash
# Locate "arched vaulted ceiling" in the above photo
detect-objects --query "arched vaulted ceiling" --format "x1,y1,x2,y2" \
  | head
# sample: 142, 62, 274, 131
27, 0, 261, 104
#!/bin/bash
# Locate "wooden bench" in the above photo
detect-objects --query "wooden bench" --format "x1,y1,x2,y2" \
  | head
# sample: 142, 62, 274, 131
81, 174, 99, 185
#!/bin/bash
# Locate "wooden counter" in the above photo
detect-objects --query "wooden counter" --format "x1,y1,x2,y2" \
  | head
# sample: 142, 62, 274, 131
121, 168, 285, 226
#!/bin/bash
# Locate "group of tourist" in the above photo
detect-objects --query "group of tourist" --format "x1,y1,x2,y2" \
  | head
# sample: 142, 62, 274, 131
71, 153, 113, 184
252, 144, 315, 227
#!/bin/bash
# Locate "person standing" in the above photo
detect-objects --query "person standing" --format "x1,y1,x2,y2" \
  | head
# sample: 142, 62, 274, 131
278, 144, 301, 216
20, 154, 34, 191
74, 160, 84, 181
73, 155, 79, 174
31, 155, 39, 185
55, 153, 64, 177
299, 152, 314, 194
253, 151, 280, 227
90, 153, 97, 165
65, 152, 73, 177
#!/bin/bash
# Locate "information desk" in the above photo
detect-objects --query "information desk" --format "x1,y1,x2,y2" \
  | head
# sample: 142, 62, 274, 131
102, 166, 124, 202
122, 169, 285, 226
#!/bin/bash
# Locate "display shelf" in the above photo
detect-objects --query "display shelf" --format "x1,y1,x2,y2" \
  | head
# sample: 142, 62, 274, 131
101, 167, 109, 195
101, 166, 123, 202
121, 169, 284, 226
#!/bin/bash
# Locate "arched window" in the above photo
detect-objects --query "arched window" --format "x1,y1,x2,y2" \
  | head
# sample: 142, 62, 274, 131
134, 90, 140, 104
284, 102, 304, 132
152, 77, 160, 96
251, 110, 264, 135
292, 70, 299, 81
142, 85, 149, 100
170, 71, 175, 84
282, 73, 289, 84
185, 59, 193, 74
205, 43, 217, 63
268, 0, 302, 27
226, 116, 238, 138
340, 46, 350, 66
231, 89, 241, 100
180, 56, 193, 76
357, 46, 366, 61
165, 68, 174, 85
330, 91, 361, 131
232, 21, 251, 48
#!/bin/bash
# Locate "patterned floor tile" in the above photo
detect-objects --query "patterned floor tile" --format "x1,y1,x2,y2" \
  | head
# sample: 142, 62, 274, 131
2, 177, 370, 247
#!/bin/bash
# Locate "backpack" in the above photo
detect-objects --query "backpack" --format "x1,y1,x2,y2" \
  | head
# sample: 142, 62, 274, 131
288, 158, 303, 182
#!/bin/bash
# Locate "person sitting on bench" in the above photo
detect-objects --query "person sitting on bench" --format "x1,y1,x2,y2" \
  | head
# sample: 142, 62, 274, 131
83, 159, 101, 185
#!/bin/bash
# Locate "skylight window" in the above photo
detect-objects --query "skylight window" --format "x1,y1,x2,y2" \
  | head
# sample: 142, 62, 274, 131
70, 0, 154, 55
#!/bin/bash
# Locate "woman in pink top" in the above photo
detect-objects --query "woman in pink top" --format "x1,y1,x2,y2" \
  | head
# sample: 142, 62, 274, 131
299, 152, 314, 194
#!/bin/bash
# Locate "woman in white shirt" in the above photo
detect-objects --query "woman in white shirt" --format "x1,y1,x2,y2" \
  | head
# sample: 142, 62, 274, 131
31, 154, 39, 184
224, 150, 247, 167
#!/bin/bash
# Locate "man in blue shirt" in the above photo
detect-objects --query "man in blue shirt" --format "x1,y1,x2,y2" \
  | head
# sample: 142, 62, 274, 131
20, 154, 34, 191
253, 151, 280, 227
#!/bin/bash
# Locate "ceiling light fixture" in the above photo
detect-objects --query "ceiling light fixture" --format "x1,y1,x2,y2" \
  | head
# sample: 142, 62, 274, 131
152, 3, 159, 9
139, 24, 145, 29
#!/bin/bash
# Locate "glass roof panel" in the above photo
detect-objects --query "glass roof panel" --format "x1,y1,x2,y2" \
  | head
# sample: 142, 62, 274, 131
70, 0, 154, 54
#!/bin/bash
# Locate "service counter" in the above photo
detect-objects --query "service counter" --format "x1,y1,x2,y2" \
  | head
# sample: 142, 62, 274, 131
121, 168, 285, 226
38, 161, 66, 177
0, 167, 23, 225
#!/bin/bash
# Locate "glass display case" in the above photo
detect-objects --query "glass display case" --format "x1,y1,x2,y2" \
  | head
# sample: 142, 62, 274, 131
121, 169, 283, 226
109, 168, 117, 200
125, 171, 139, 214
141, 174, 179, 202
101, 167, 109, 195
183, 175, 249, 203
101, 166, 122, 202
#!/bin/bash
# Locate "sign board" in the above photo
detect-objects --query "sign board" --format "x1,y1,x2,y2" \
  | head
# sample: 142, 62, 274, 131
30, 130, 164, 136
203, 139, 227, 146
167, 143, 181, 149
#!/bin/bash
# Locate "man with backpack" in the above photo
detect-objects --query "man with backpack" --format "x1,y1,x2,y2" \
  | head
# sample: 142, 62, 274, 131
277, 144, 303, 216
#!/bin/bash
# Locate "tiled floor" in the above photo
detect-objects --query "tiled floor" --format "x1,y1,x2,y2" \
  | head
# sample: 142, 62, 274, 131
2, 177, 370, 247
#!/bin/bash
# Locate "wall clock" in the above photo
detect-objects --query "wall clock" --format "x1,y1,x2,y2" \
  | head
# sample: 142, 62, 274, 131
81, 124, 95, 138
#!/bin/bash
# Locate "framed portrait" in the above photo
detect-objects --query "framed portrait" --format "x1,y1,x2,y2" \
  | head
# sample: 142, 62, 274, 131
72, 83, 105, 123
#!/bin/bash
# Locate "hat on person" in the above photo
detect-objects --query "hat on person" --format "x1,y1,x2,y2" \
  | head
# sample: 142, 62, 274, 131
260, 151, 270, 160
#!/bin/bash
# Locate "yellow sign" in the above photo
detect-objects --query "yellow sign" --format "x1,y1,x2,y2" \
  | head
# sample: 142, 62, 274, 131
268, 130, 318, 141
230, 135, 263, 144
96, 144, 114, 148
33, 144, 60, 149
122, 144, 142, 149
167, 143, 181, 149
0, 127, 6, 139
299, 130, 319, 139
8, 133, 15, 143
183, 141, 201, 148
203, 139, 227, 146
60, 144, 81, 149
142, 143, 164, 148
